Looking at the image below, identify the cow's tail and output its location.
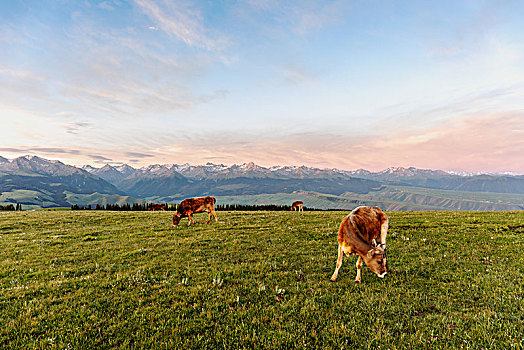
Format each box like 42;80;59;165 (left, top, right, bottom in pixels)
380;216;388;248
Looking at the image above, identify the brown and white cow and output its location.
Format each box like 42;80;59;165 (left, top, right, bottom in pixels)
330;206;388;283
148;203;166;211
172;196;218;227
290;201;304;212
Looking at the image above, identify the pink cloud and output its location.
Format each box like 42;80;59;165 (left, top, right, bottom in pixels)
151;112;523;173
367;112;523;173
4;112;522;174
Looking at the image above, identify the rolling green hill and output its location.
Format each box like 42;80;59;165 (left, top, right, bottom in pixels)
206;185;524;211
0;156;139;209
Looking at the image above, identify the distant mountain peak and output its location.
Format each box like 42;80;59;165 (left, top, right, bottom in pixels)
100;164;116;170
377;166;450;177
0;155;83;176
141;164;166;172
113;164;136;175
241;161;263;170
82;165;97;172
22;155;41;160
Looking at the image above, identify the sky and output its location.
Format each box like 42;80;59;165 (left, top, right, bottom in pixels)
1;0;523;173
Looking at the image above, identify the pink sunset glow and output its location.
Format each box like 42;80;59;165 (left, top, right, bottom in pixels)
1;1;523;173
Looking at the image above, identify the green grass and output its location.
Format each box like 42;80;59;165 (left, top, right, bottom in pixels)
1;210;523;349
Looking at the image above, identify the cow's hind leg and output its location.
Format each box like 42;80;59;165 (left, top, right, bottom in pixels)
330;245;344;282
355;256;363;283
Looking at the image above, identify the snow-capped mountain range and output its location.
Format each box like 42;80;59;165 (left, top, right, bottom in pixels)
1;155;522;183
1;155;523;210
81;161;461;181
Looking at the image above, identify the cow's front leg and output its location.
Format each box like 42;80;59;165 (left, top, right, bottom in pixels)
187;213;193;226
355;256;363;283
330;245;344;282
206;212;211;224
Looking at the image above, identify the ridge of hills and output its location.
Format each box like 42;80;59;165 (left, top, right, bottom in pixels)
1;155;523;210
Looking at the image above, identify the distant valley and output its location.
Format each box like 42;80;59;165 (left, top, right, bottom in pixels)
1;155;523;211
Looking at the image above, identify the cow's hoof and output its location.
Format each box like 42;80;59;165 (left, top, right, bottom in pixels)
355;280;362;284
329;278;336;282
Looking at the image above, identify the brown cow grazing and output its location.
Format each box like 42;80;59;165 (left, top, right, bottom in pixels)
172;196;218;227
330;206;388;283
291;201;304;212
148;203;166;211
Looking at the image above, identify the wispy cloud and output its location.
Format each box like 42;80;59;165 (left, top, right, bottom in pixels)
377;86;523;135
0;147;81;155
333;112;523;172
0;146;116;165
124;152;154;159
0;68;53;109
134;0;229;50
97;1;120;11
243;0;350;35
0;15;228;123
65;121;92;135
140;111;524;173
427;2;504;59
280;65;318;86
2;110;522;173
88;154;113;163
0;148;26;153
198;89;229;103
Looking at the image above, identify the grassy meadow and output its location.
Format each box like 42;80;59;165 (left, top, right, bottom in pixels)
1;210;523;349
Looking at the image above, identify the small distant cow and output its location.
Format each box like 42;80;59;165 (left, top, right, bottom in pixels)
290;201;304;212
148;203;166;211
330;206;388;283
172;196;218;227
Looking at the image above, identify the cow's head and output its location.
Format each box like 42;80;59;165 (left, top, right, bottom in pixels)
364;239;387;278
172;213;182;227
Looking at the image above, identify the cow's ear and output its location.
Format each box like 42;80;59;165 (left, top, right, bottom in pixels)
372;239;377;247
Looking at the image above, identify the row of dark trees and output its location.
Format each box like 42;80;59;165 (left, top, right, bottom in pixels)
1;201;316;212
0;203;23;211
71;203;176;211
215;204;311;211
71;203;313;211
